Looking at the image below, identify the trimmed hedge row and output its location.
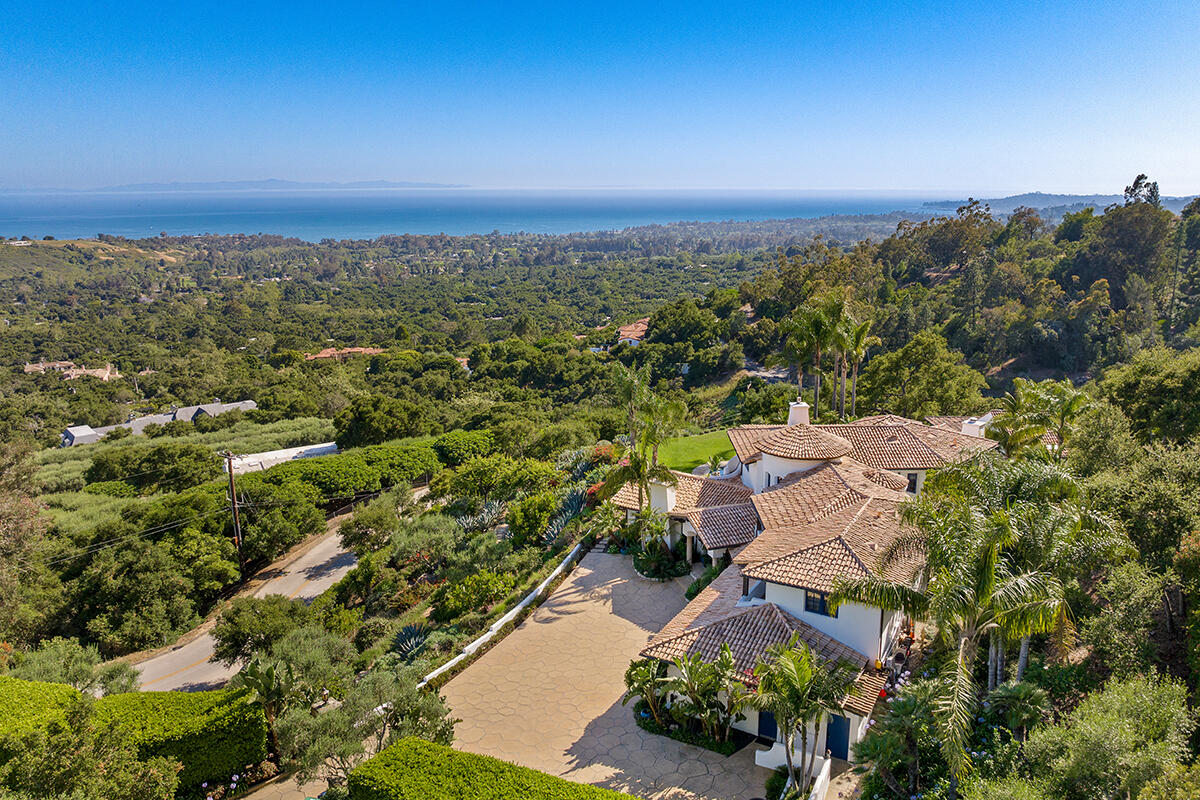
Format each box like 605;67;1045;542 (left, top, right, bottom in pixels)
93;688;269;796
348;738;635;800
263;442;442;500
0;676;79;739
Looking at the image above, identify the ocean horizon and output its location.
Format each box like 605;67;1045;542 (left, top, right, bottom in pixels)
0;189;938;242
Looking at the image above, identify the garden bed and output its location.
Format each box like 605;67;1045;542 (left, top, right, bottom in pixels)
630;700;744;756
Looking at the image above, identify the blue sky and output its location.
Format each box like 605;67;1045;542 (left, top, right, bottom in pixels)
1;0;1197;194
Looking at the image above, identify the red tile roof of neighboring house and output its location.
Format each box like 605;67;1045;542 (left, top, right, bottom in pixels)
616;317;651;342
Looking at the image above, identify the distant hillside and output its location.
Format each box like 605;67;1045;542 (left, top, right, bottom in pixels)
925;191;1198;215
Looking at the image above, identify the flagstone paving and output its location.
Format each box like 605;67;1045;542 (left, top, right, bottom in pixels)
440;550;774;799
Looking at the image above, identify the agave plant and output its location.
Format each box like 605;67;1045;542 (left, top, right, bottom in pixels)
392;622;430;663
455;499;505;533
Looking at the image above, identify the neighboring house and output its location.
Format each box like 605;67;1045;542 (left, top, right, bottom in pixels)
454;356;472;375
615;317;650;347
23;360;77;374
621;401;995;771
304;346;385;361
60;400;258;447
24;360;122;381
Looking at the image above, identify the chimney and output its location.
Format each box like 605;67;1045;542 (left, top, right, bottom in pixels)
788;400;810;426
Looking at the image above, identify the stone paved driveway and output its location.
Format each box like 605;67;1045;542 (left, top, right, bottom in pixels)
440;550;772;799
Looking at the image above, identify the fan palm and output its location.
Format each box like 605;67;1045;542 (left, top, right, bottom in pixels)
830;493;1069;781
750;635;859;796
985;680;1048;741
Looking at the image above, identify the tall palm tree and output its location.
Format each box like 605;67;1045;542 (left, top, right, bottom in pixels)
830;493;1069;782
751;635;859;796
638;393;687;466
776;310;816;399
611;362;651;443
927;455;1125;680
846;319;880;418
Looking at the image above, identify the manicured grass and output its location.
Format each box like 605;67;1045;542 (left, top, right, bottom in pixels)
657;430;734;472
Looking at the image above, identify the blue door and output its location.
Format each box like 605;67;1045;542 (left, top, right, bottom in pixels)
826;714;851;760
758;710;778;741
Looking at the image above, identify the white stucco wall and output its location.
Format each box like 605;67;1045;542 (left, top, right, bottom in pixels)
759;453;825;489
648;481;676;513
880;609;904;662
766;583;883;662
885;468;926;494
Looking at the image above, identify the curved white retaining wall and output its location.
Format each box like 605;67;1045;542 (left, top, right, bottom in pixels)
418;540;588;688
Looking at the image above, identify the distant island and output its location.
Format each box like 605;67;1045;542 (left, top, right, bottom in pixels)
0;178;468;194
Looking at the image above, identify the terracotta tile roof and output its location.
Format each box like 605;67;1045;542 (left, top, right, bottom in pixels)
727;424;785;464
640;601;871;688
672;471;754;511
685;503;759;551
902;423;1000;462
852;414;926;426
846;670;888;716
814;425;949;470
616;317;650;342
930;412;1060;448
609;471;752;514
758;425;854;460
750;460;909;533
740;498;915;591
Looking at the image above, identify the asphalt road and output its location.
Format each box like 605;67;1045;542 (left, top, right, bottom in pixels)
135;528;357;692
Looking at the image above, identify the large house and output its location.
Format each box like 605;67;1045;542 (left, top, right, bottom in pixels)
618;402;995;771
61;400;257;447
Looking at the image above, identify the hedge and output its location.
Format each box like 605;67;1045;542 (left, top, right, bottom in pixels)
432;430;495;467
361;443;443;487
264;453;382;499
0;676;79;741
93;688;268;797
348;738;635;800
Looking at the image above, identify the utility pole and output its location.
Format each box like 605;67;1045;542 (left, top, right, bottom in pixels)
221;451;243;575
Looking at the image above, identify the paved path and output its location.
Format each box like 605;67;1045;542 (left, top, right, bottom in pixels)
441;550;773;800
134;521;357;692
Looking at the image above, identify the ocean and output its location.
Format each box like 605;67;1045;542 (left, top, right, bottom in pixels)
0;189;935;242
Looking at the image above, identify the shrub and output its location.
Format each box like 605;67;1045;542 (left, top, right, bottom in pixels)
82;479;139;497
430;571;515;622
506;491;558;549
685;563;723;601
361;443;443;488
265;453;382;500
93;688;268;797
347;737;634;799
0;676;79;741
433;429;495;467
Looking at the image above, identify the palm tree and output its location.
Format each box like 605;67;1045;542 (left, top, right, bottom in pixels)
928;455;1125;680
622;658;669;727
804;295;845;422
985;681;1048;741
852;679;940;798
236;657;300;758
711;643;750;742
830;493;1069;782
596;440;676;511
846;319;880;418
986;378;1050;459
611;362;651;443
750;635;859;796
666;652;720;739
776;310;816;398
638;393;687;466
1038;380;1092;462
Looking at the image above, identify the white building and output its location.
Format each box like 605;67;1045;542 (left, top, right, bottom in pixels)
618;403;995;766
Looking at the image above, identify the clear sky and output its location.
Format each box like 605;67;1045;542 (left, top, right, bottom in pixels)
2;0;1197;194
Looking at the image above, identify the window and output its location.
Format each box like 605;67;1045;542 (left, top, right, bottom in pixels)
805;590;837;617
906;473;919;493
764;472;772;488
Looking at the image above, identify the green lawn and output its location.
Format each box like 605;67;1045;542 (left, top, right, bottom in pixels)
657;430;734;472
